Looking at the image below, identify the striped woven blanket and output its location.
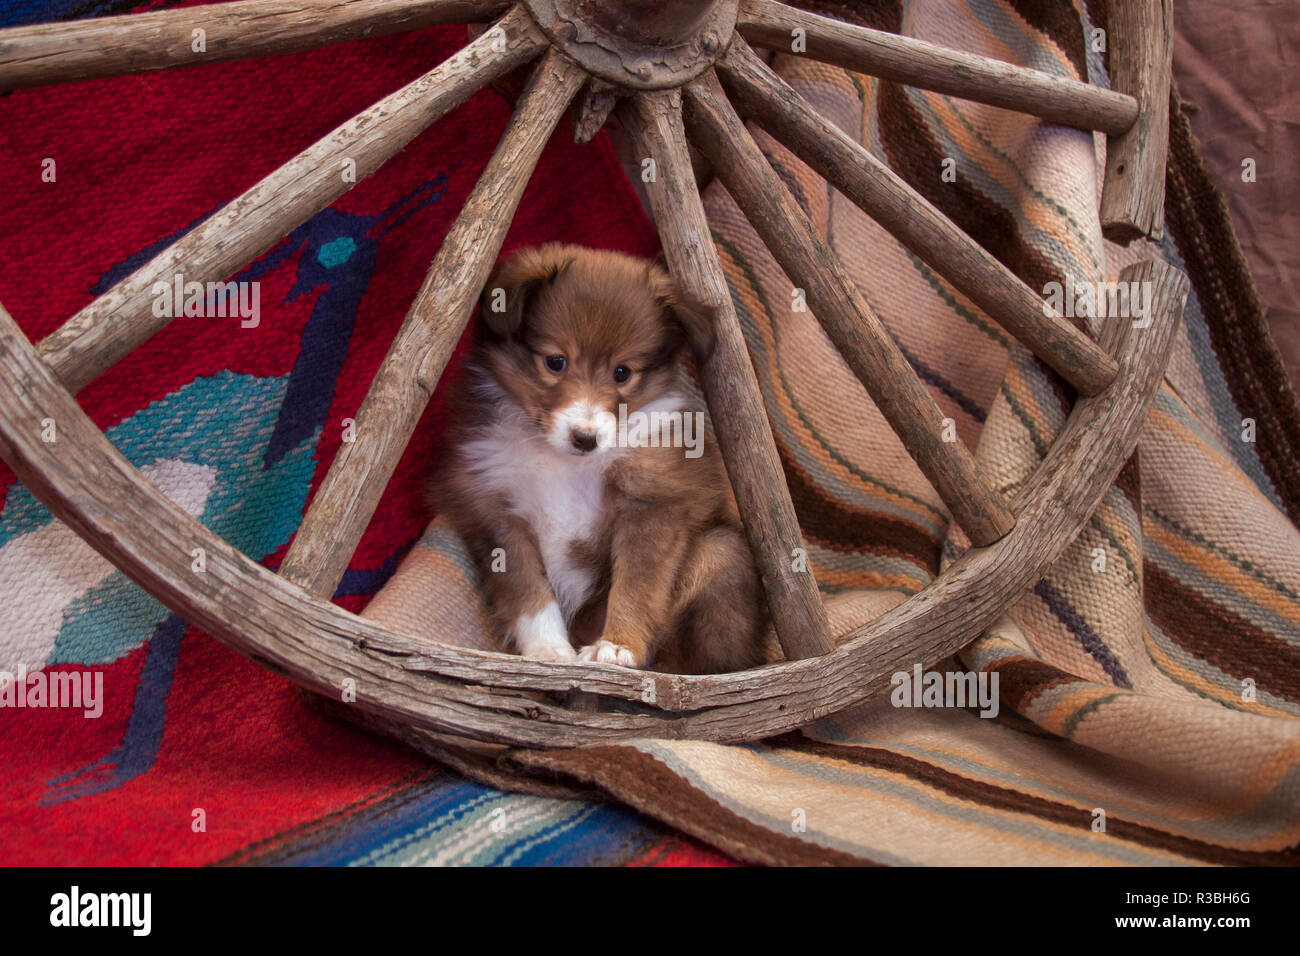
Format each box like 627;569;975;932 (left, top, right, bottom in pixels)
366;0;1300;865
1;0;1297;866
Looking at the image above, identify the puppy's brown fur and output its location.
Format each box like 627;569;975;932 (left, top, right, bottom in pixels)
434;243;767;673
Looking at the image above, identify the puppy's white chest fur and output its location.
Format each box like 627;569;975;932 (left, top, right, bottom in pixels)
461;405;613;619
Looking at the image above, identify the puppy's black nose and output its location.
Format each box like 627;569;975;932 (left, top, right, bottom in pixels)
571;429;598;453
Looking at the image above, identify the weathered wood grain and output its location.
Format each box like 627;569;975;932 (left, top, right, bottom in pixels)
618;89;834;661
523;0;738;91
1099;0;1172;243
37;7;546;394
716;39;1119;398
0;0;511;91
682;70;1016;546
0;258;1184;746
0;0;1185;749
277;48;585;599
736;0;1138;135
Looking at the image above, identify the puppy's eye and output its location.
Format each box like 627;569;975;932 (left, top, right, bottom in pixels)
613;365;632;384
545;355;567;373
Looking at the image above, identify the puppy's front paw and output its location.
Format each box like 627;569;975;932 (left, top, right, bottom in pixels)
577;640;640;668
513;602;576;662
520;641;577;662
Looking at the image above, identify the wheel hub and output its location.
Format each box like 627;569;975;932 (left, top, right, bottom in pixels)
523;0;739;90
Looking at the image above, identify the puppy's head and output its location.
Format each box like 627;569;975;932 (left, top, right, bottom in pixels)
477;243;714;457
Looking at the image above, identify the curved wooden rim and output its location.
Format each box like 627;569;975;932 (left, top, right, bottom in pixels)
0;0;1180;750
0;261;1185;747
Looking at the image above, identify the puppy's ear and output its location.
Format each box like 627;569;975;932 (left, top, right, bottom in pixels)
647;258;717;361
480;247;571;338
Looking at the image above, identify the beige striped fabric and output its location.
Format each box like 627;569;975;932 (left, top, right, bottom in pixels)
365;0;1300;864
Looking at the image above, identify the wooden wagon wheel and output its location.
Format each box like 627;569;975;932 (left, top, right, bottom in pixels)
0;0;1188;749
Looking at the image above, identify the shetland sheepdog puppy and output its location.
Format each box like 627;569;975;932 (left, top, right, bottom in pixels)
435;243;767;673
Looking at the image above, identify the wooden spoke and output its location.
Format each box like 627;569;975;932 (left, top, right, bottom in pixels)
716;39;1119;397
278;48;586;599
736;0;1138;135
682;72;1016;546
0;0;512;91
36;7;545;394
618;90;834;662
1099;0;1172;244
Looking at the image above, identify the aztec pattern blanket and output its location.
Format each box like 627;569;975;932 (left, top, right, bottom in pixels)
2;0;1298;866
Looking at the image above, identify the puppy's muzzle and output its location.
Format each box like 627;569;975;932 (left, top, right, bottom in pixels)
570;428;598;454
